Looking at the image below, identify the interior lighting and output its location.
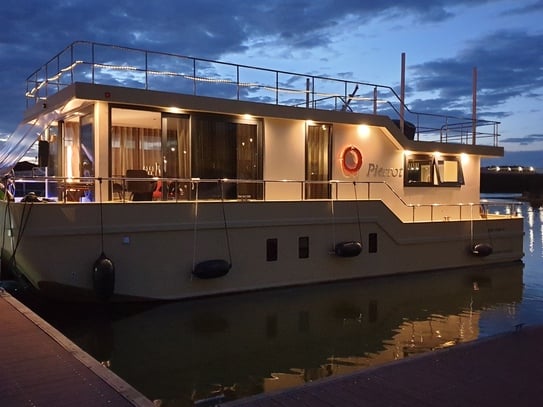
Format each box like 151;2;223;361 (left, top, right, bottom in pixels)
460;153;469;164
404;150;412;157
433;151;442;159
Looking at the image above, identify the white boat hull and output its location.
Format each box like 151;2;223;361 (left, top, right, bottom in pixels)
0;200;524;301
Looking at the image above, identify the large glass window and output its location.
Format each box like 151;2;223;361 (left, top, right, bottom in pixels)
80;114;94;178
191;115;262;199
405;154;464;187
110;109;263;200
111;108;162;177
160;115;190;199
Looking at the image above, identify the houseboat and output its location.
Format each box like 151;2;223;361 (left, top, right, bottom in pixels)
0;41;523;301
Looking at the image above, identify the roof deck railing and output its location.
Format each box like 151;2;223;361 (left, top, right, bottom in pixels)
25;41;500;146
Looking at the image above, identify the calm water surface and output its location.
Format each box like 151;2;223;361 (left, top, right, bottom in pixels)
16;203;543;406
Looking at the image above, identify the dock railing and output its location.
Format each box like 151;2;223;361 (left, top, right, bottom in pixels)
25;41;500;146
8;175;521;223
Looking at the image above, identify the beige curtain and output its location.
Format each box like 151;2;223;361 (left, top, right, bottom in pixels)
111;126;161;175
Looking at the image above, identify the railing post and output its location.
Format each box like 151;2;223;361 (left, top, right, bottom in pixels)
373;86;377;114
55;53;60;94
91;43;95;84
145;51;148;90
276;71;279;105
472;66;477;145
193;58;196;95
70;43;74;86
306;78;310;108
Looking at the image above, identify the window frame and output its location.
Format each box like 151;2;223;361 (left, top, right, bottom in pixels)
404;154;464;187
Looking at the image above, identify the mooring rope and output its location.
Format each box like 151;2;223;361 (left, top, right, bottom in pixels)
353;181;363;243
219;180;233;266
98;178;105;252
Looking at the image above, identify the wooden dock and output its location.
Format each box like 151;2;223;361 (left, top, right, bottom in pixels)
224;324;543;406
0;288;153;407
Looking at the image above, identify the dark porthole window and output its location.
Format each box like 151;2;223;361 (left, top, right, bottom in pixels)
299;236;309;258
267;238;278;261
368;233;378;253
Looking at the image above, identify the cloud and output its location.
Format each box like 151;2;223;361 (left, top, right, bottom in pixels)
0;0;539;140
410;30;543;114
501;134;543;146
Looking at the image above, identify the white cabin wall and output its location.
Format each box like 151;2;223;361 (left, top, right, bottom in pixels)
330;123;484;221
332;125;405;199
264;118;305;200
401;154;482;221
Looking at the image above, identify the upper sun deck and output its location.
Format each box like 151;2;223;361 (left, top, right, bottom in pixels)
25;41;500;148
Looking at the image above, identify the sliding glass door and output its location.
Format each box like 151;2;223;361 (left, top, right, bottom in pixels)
306;123;331;199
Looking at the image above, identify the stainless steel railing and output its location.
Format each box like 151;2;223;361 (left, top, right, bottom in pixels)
9;175;522;223
24;41;500;146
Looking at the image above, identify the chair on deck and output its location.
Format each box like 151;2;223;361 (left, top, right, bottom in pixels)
125;169;154;201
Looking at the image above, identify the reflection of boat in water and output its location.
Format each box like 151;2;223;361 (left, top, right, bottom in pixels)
38;262;522;405
0;41;523;302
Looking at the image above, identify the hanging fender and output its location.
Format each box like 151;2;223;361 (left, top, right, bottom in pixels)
334;241;362;257
193;259;231;279
471;243;493;257
93;252;115;300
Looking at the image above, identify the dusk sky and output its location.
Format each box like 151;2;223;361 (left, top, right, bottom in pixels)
1;0;542;166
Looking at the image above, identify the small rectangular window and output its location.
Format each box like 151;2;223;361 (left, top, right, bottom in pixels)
436;157;464;185
405;156;434;185
368;233;378;253
405;154;464;187
298;236;309;258
266;238;278;261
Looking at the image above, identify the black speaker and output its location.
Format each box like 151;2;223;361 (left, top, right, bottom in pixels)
38;140;49;167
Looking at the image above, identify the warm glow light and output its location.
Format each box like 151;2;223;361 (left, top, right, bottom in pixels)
166;107;185;114
357;124;370;138
404;150;412;157
243;114;252;120
433;151;442;159
460;153;469;164
306;120;315;126
66;145;73;180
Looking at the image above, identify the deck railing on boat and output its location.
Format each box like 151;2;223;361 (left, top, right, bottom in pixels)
25;41;500;147
10;175;521;223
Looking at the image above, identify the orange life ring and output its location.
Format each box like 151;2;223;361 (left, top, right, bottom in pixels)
341;146;363;174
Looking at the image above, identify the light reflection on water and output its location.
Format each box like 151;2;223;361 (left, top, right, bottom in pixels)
18;203;543;406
